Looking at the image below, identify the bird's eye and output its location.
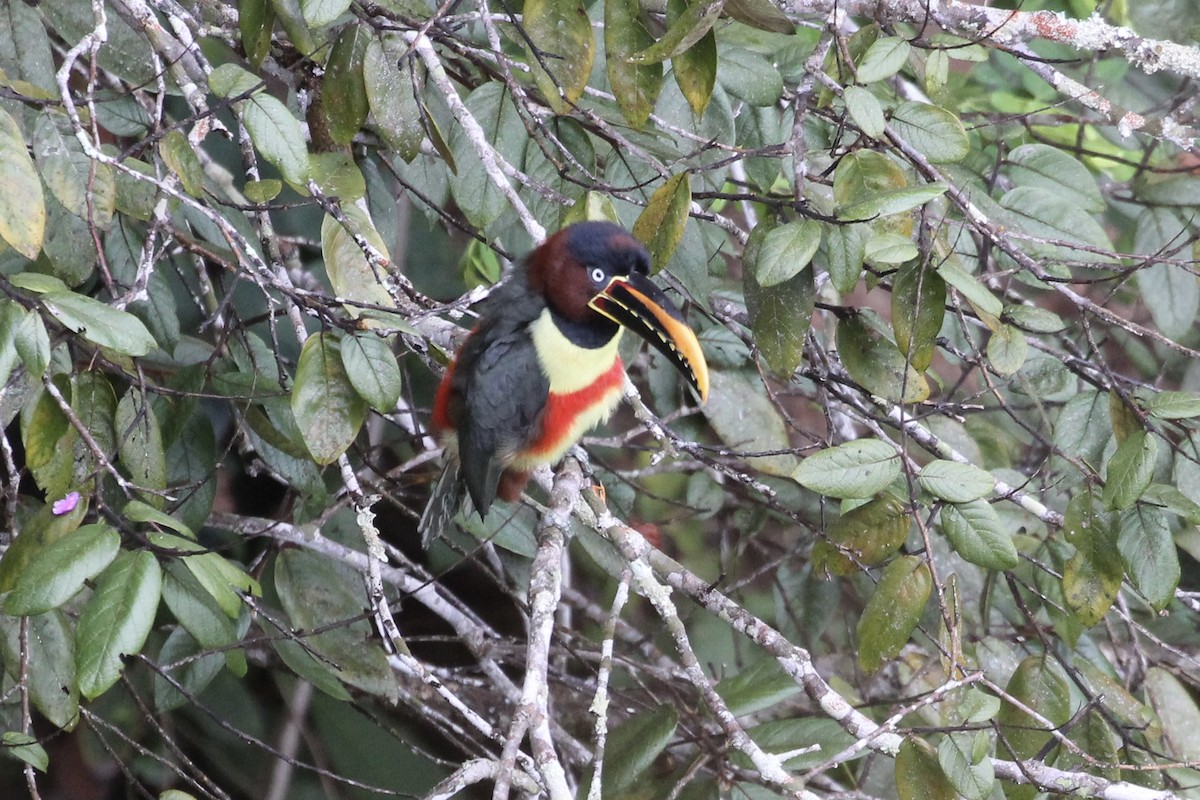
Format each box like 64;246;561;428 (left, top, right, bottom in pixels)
590;267;606;284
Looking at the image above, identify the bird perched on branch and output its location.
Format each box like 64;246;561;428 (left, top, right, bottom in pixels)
419;221;709;545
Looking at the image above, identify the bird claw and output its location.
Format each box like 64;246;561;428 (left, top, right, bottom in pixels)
589;482;607;505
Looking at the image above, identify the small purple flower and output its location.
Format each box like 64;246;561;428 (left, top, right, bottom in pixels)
52;492;81;516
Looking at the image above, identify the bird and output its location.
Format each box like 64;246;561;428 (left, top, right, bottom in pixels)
419;221;710;546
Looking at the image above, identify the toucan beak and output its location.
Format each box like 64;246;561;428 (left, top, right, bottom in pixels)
590;272;709;403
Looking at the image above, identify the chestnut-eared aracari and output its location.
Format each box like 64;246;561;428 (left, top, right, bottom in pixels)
419;221;709;545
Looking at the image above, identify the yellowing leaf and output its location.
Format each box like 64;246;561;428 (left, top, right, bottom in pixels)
838;311;929;403
524;0;595;112
322;23;370;145
0;107;45;259
858;555;931;672
605;0;662;127
633;172;691;272
813;494;909;576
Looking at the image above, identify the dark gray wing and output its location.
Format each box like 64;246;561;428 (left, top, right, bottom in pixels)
455;328;549;517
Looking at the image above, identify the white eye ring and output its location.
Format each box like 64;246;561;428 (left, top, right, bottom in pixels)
590;267;606;284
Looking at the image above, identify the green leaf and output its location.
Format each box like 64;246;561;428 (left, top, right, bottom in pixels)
1144;390;1200;419
629;0;725;64
1133;207;1199;340
14;303;51;381
292;333;367;464
1117;506;1179;611
855;36;911;83
917;460;995;503
1062;491;1122;627
716;658;802;717
300;0;351;26
997;656;1072;761
838;311;929;403
986;324;1027;375
160;563;241;656
889;101;969;163
924;48;949;95
125;499;194;537
32;112;115;229
743;718;856;770
116;390;167;504
2;732;48;772
208;63;260;98
363;35;423;160
310;151;365;200
605;0;662;127
0;0;56;94
1054;390;1110;468
937;732;995;800
161;789;200;799
159;130;205;198
448;83;526;229
239;0;275;67
320;205;407;330
1144;667;1200;763
41;192;98;286
937;261;1002;325
896;737;956;800
723;0;793;33
340;333;402;412
41;290;157;356
0;610;79;729
21;380;72;498
275;548;398;700
833;150;906;208
863;232;918;264
999;186;1116;265
243;93;311;185
0;106;46;259
745;250;814;376
812;494;909;576
524;0;595;112
754;220;821;287
858;555;931;673
322;23;370;145
244;179;282;203
76;550;163;700
10;273;69;294
843;85;885;138
1103;428;1157;510
702;371;799;476
153;626;224;713
717;45;783;107
891;260;945;372
632;172;691;273
0;304;20;389
0;497;86;594
601;705;678;796
824;223;867;294
1007;143;1104;213
1003;304;1065;334
162;535;260;619
792;439;900;499
3;523;120;616
939;499;1018;570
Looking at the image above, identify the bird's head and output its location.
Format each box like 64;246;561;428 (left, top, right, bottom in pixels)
527;221;709;402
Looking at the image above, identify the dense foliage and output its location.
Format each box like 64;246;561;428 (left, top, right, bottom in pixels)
1;0;1200;797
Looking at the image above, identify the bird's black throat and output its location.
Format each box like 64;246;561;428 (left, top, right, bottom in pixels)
548;307;621;349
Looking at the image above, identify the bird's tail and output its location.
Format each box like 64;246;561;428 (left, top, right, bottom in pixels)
419;461;464;548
